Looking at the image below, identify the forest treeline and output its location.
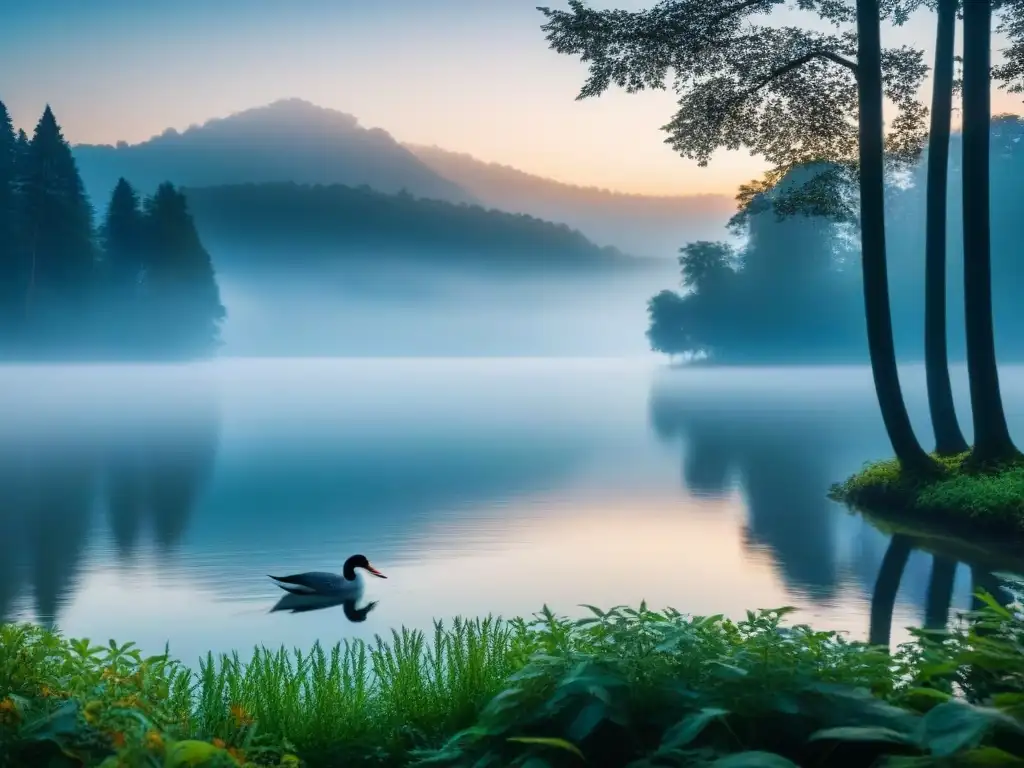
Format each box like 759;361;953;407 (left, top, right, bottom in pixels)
181;182;638;272
647;115;1024;363
0;101;224;360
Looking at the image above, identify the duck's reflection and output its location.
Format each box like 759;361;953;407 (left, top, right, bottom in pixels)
269;593;379;621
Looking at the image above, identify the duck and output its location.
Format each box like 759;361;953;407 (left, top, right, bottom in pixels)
268;554;386;596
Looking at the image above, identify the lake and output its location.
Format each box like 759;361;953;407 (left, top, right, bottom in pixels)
1;358;1022;667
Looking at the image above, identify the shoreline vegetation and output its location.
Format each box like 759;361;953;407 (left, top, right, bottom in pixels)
830;451;1024;538
4;596;1024;768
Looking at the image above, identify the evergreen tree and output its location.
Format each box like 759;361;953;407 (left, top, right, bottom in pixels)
141;183;225;357
20;106;95;349
100;178;145;352
14;129;29;179
0;101;20;344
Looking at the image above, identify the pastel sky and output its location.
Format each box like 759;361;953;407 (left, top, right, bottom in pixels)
2;0;1022;196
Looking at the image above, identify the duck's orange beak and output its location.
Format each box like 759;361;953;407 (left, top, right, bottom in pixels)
367;564;387;579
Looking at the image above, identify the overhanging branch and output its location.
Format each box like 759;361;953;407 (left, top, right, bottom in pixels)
704;49;859;139
709;0;778;26
750;50;859;94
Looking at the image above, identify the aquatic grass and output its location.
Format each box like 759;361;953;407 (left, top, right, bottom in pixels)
830;451;1024;535
0;615;535;767
4;590;1024;766
185;617;534;764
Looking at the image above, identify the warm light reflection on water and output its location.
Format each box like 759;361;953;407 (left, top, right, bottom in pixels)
0;359;1021;665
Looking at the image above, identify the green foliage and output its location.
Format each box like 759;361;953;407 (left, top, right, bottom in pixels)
537;0;930;222
830;451;1024;534
0;616;531;767
4;591;1024;767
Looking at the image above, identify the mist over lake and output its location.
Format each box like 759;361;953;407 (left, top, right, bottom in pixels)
3;358;1022;667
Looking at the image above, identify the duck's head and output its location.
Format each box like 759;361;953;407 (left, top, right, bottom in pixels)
343;554;387;580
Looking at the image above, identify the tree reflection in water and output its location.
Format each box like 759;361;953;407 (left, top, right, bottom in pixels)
0;381;220;625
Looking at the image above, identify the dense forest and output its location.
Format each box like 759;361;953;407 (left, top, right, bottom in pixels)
647;115;1024;363
0;101;224;360
181;182;642;273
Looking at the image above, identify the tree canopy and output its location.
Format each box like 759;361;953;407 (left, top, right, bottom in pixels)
539;0;930;216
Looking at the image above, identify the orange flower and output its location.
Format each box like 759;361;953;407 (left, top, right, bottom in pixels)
110;731;127;749
212;738;226;749
228;703;253;727
0;697;20;725
143;729;165;752
39;686;52;698
228;746;247;763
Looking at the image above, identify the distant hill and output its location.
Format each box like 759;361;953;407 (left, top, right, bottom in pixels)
404;144;736;258
182;182;653;274
73;99;472;205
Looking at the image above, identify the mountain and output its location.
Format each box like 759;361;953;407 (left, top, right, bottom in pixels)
181;182;652;275
404;144;736;258
73;99;472;205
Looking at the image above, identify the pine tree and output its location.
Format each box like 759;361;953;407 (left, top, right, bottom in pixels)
20;106;95;349
100;178;145;353
0;101;20;344
14;129;29;178
141;182;225;357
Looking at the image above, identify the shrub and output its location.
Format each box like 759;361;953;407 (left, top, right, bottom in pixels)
2;586;1023;767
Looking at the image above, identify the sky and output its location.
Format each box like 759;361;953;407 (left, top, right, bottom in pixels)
2;0;1023;196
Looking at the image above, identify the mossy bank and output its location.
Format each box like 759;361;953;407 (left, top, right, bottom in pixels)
830;450;1024;537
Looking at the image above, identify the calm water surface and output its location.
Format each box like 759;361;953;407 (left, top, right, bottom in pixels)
1;358;1023;665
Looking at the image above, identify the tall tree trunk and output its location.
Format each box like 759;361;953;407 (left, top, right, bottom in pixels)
925;0;969;456
962;0;1018;462
856;0;936;473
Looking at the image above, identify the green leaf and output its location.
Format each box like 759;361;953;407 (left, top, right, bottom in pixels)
809;726;921;748
507;737;585;760
972;590;1013;619
922;702;1024;757
660;707;730;750
954;747;1024;765
710;752;801;767
706;661;749;678
20;700;80;740
993;693;1024;716
568;701;606;742
902;687;953;703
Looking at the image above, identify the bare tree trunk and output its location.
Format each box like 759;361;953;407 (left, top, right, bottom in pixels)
856;0;937;473
924;0;969;456
962;0;1018;462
